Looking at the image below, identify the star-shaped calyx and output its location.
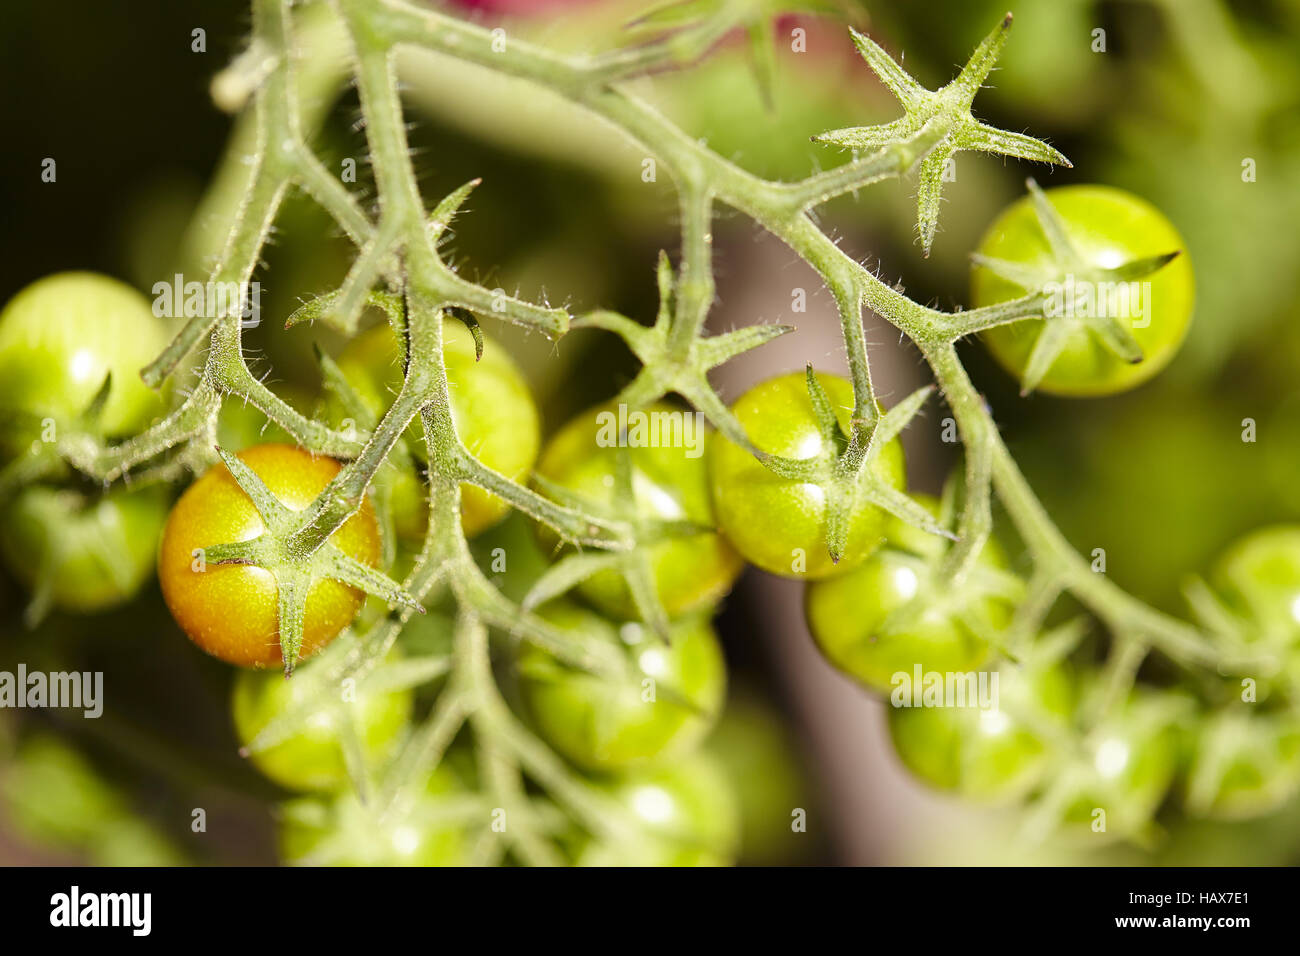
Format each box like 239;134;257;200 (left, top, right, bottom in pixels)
523;445;711;641
759;367;954;563
971;178;1182;395
202;447;422;674
573;250;792;453
814;14;1071;255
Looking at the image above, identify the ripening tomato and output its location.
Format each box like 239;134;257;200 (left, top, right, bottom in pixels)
232;661;413;791
0;273;170;454
328;318;539;537
888;660;1073;802
534;401;742;619
805;496;1014;694
0;484;169;616
575;752;741;867
278;767;466;866
158;444;381;669
708;372;906;579
517;601;726;771
973;185;1194;396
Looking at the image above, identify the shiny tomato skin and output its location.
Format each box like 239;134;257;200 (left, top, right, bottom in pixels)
0;273;170;450
535;400;743;619
805;499;1013;695
888;661;1073;802
158;444;381;669
708;372;906;579
973;186;1194;396
518;602;726;771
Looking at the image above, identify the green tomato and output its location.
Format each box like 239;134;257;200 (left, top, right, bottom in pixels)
278;767;466;866
973;186;1194;396
709;372;906;579
1212;525;1300;647
232;661;413;792
535;400;742;619
888;660;1073;802
1055;689;1185;842
328;317;539;537
1185;709;1300;821
0;273;170;451
576;752;741;867
805;496;1013;694
517;602;726;771
0;484;169;616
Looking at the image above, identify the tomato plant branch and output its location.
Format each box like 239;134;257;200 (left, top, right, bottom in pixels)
49;0;1259;855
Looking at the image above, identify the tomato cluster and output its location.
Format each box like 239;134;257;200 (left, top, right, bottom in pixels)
4;179;1291;867
0;274;173;621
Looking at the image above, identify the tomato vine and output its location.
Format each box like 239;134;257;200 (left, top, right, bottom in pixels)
3;0;1273;859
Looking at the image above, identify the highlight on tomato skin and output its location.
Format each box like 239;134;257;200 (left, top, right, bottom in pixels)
516;601;727;772
156;444;382;670
972;184;1195;397
708;371;906;581
533;399;743;619
0;272;171;455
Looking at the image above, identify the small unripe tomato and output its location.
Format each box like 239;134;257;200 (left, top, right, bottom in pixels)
575;752;741;867
327;318;539;537
888;660;1073;802
805;498;1013;694
1184;709;1300;821
517;602;726;771
231;663;413;792
708;371;906;579
278;767;466;866
0;273;170;453
0;484;169;615
158;444;381;669
1212;525;1300;647
973;186;1194;396
1054;688;1184;842
534;400;742;619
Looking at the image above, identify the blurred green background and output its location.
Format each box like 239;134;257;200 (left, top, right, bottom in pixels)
2;0;1299;865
